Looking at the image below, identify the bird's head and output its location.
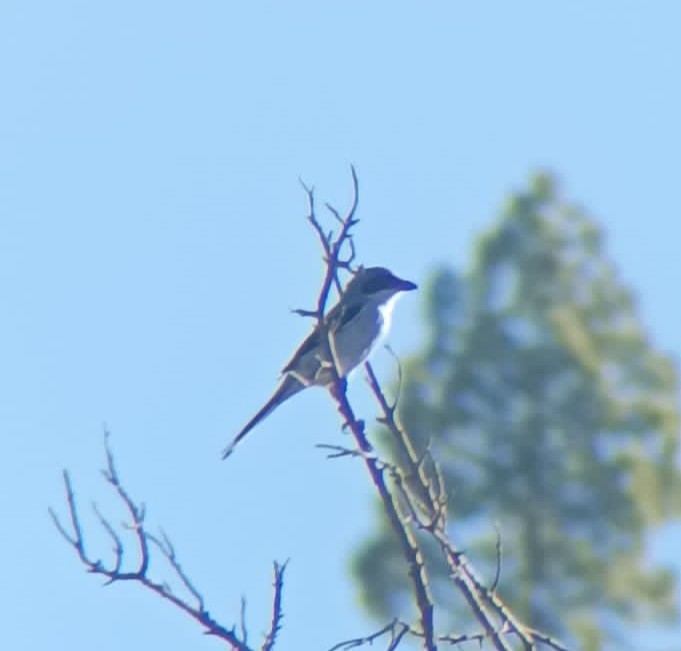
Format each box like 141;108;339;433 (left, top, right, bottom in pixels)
345;266;418;304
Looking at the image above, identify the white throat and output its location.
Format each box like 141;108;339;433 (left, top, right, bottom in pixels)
377;292;403;341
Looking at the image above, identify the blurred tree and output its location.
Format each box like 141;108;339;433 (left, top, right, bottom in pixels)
353;173;680;650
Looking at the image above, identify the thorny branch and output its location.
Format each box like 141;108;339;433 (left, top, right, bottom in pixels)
49;433;286;651
329;619;570;651
304;170;569;651
299;164;359;314
362;362;569;651
51;169;571;651
302;168;437;651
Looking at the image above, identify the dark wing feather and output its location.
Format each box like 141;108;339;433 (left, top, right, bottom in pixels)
281;301;362;373
281;327;320;373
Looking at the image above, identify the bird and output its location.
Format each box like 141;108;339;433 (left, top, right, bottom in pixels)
221;266;417;458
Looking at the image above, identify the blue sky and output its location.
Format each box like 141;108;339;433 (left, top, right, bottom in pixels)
1;2;679;650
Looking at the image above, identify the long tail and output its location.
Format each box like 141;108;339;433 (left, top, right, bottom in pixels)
221;374;304;459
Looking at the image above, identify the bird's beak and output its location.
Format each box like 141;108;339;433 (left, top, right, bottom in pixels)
395;277;418;292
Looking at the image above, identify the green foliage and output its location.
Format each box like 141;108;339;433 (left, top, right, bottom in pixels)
352;173;680;648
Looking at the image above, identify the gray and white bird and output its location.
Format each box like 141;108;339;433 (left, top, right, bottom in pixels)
222;266;417;458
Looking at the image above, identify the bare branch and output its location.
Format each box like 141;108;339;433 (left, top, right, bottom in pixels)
92;502;124;577
146;528;205;611
300;165;360;318
432;624;570;651
290;307;318;318
491;523;502;593
239;597;248;647
523;628;571;651
303;171;437;651
382;344;404;414
328;620;410;651
49;435;289;651
262;560;288;651
363;358;552;651
51;170;571;651
315;443;366;459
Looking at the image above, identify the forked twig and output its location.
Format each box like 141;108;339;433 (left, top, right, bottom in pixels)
304;169;438;651
328;620;410;651
50;434;286;651
50;170;572;651
364;361;569;651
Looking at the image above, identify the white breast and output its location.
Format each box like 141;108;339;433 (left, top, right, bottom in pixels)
329;293;402;376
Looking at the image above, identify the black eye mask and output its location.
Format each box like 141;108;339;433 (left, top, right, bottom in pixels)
361;269;395;294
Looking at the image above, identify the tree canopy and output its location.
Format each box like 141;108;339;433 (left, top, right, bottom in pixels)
353;173;680;650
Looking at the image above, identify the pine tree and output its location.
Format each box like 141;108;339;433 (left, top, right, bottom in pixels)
353;173;680;650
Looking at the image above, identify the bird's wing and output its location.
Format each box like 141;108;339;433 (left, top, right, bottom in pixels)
281;301;362;373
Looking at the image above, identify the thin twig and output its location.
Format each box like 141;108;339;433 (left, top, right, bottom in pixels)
262;560;288;651
365;362;519;651
304;169;437;651
491;523;502;593
328;620;410;651
240;597;248;646
49;436;288;651
315;443;365;459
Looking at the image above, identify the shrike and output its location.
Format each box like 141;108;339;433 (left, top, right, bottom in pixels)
222;266;417;458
